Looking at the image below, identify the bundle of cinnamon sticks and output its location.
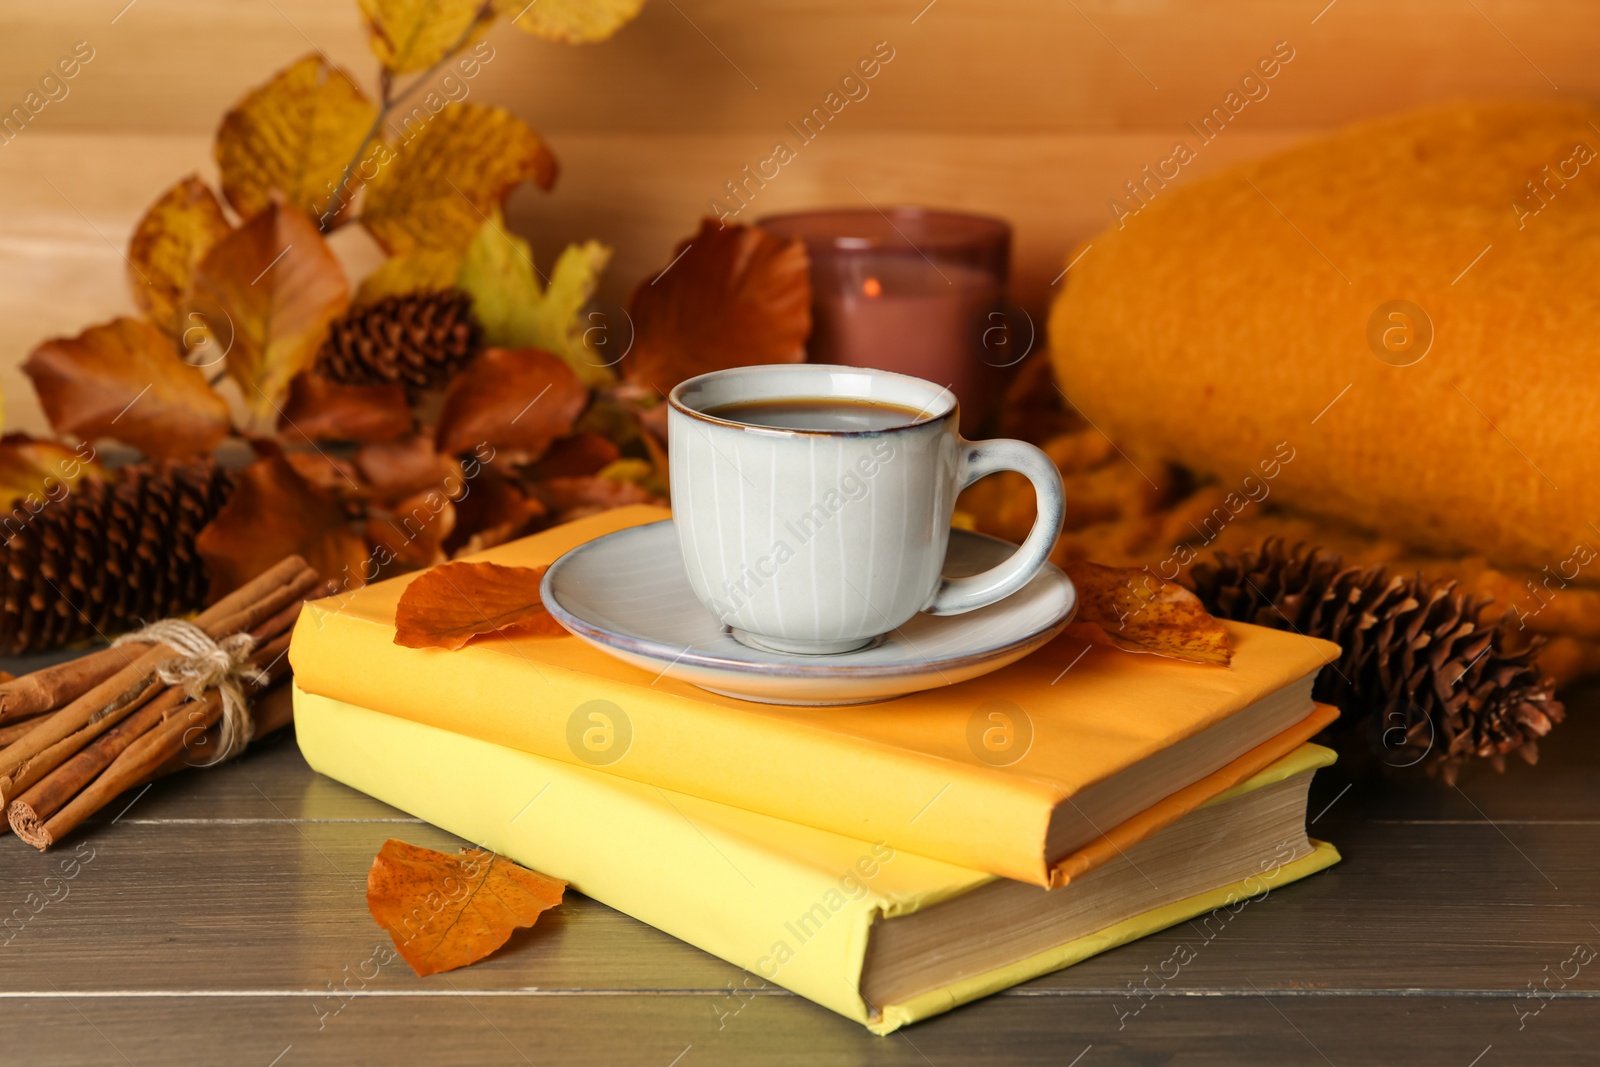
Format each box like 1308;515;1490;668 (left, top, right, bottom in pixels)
0;555;323;850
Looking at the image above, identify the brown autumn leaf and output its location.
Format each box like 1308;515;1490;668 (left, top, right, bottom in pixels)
127;175;233;338
525;431;620;480
631;392;670;442
1065;560;1233;666
367;839;566;977
637;416;670;493
435;347;587;457
366;490;457;569
393;560;567;649
284;450;363;496
0;435;106;512
194;201;350;421
626;218;810;398
444;466;545;556
278;372;413;444
356;434;461;501
534;468;655;522
215;53;380;225
362;103;557;255
195;452;369;599
23;317;231;460
500;0;646;43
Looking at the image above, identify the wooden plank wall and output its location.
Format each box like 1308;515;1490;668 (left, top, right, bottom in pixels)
0;0;1593;432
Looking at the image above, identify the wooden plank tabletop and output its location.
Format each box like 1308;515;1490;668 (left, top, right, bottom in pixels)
0;677;1596;1066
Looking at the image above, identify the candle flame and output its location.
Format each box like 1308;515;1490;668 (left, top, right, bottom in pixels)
861;276;882;298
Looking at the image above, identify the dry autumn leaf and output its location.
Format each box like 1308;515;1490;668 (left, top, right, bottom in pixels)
626;219;810;398
630;391;670;442
366;489;457;568
534;466;656;522
445;466;545;556
356;433;461;500
23;317;232;460
362;104;557;255
393;560;567;649
456;218;613;387
0;435;106;512
215;53;380;225
526;431;620;479
278;372;413;444
360;0;486;74
126;175;233;338
571;388;651;458
196;452;369;598
194;201;350;421
285;450;363;495
501;0;647;43
642;434;671;497
367;839;566;977
355;246;462;304
1065;560;1233;666
435;347;587;457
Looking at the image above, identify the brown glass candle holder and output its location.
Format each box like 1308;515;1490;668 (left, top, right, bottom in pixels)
758;207;1012;434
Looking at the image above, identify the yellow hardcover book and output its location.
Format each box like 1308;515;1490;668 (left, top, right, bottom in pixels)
294;685;1341;1034
290;505;1340;886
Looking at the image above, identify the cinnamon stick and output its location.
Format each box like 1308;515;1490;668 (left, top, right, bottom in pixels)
0;579;320;812
139;627;296;771
202;566;326;647
7;687;188;828
7;605;305;835
0;709;57;748
9;692;224;849
0;681;168;807
0;645;145;722
0;556;312;801
148;681;296;781
17;631;295;850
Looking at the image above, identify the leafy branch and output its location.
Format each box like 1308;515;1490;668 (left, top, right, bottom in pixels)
322;0;498;233
9;0;656;598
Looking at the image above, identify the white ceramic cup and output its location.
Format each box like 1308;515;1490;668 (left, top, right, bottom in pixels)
668;364;1065;655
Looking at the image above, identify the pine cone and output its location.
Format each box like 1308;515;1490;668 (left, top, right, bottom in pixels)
317;291;480;393
0;461;233;655
1189;539;1564;780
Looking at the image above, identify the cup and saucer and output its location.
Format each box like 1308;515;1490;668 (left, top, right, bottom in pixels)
540;364;1077;706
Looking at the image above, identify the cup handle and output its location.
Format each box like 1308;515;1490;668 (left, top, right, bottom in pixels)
926;438;1065;616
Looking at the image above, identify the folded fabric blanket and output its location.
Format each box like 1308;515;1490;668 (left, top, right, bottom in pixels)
1050;100;1600;579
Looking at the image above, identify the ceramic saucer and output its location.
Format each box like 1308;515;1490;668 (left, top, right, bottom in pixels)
540;520;1076;705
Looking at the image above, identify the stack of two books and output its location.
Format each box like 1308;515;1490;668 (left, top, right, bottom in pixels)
288;507;1342;1034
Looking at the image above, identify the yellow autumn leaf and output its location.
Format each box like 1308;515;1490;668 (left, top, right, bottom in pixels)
127;176;233;338
361;103;557;255
193;202;350;421
215;53;379;226
0;437;106;513
456;217;613;386
355;247;463;303
501;0;647;43
597;456;663;497
360;0;486;74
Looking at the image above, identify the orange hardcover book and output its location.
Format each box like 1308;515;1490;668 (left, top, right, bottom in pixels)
289;505;1339;886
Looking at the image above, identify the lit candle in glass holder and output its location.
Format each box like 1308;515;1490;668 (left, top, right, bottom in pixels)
758;208;1011;434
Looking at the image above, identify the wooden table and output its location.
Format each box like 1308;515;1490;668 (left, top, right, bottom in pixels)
1;679;1596;1066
